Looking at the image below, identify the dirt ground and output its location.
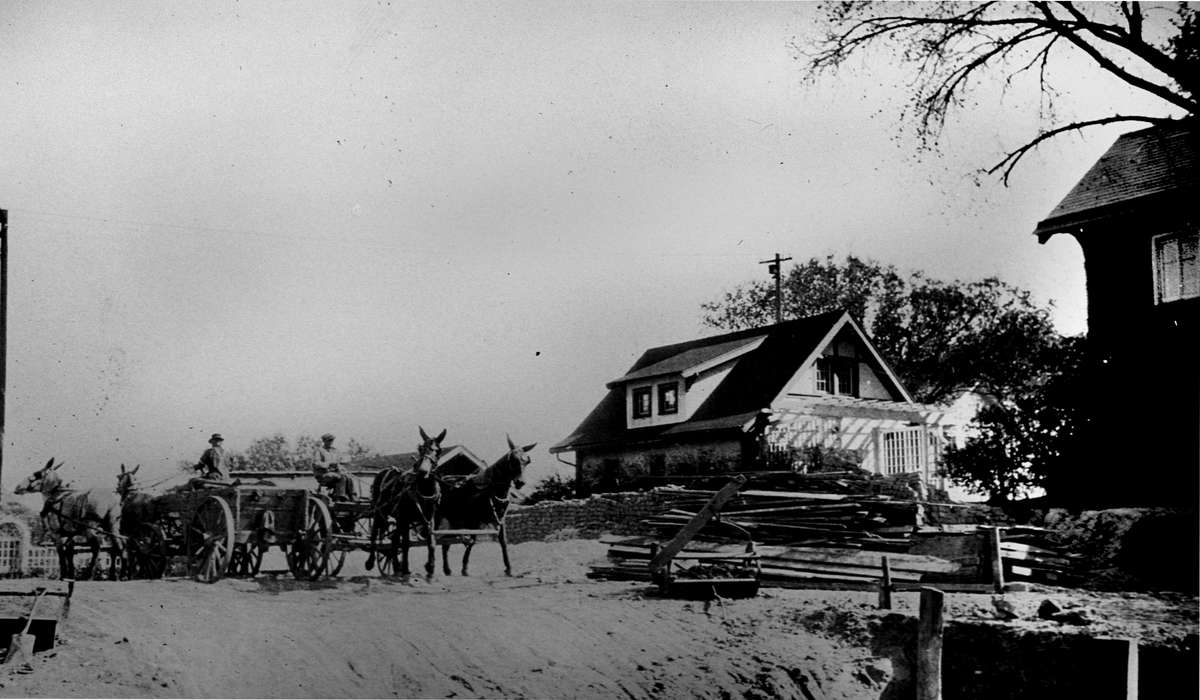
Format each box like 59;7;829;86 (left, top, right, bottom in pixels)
0;539;1194;699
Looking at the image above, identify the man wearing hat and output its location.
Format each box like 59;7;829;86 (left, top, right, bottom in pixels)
195;433;230;481
312;433;355;501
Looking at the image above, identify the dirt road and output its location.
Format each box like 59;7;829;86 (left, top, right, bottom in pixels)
0;540;1193;698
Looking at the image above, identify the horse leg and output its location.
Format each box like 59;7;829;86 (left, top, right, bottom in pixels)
499;523;513;577
365;514;379;571
86;535;101;580
424;520;436;579
56;538;73;580
441;540;453;576
460;536;475;577
398;516;411;576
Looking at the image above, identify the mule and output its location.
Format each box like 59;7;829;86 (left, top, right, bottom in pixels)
437;435;535;577
365;427;446;577
15;458;124;580
115;464;166;578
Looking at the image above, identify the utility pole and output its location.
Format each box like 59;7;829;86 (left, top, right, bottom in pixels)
0;208;7;492
759;252;791;323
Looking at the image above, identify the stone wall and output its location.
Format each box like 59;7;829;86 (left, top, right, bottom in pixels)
504;492;669;543
577;439;745;491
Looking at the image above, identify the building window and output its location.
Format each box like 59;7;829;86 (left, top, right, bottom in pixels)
632;387;652;419
882;428;923;475
1155;230;1199;303
816;356;859;396
658;383;678;415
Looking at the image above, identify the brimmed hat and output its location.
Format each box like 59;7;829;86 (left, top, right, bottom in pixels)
321;433;335;441
209;433;224;442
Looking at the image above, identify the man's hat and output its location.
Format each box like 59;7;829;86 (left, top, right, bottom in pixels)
321;433;335;441
209;433;224;442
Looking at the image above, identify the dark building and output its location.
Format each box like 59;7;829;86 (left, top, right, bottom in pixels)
1034;122;1199;505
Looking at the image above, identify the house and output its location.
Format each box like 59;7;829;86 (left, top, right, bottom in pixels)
1033;121;1198;505
550;310;957;492
229;444;489;488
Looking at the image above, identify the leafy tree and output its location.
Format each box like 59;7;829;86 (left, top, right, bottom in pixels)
940;336;1087;502
521;473;578;506
701;255;1060;403
797;2;1199;182
232;434;376;472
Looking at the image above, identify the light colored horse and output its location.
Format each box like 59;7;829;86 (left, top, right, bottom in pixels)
14;458;124;580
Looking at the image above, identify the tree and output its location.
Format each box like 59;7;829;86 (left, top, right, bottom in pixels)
234;434;376;472
701;255;1061;404
940;336;1087;502
798;2;1199;182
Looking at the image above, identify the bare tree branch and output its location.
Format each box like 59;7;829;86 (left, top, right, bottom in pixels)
985;114;1174;184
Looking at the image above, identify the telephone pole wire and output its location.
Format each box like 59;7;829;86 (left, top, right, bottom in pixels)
759;252;792;323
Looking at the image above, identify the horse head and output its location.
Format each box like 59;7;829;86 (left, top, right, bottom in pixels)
14;458;64;496
116;463;141;500
415;426;447;478
501;434;537;491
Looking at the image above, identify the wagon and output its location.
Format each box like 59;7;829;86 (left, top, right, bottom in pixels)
124;482;333;583
323;497;427;577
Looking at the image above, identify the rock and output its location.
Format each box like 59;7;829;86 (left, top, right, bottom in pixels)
1051;609;1093;625
991;596;1019;621
1037;599;1062;620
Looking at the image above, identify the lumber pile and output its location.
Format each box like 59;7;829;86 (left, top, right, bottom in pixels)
998;526;1084;586
587;476;1084;589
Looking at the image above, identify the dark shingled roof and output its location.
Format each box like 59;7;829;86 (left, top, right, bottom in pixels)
1034;122;1199;241
551;310;855;453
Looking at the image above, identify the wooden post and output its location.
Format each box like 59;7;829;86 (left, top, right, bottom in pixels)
990;526;1005;593
878;555;893;609
917;586;945;700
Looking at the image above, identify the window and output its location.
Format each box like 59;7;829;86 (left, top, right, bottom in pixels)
882;428;923;475
816;356;859;396
632;387;652;419
657;383;678;415
1156;230;1199;303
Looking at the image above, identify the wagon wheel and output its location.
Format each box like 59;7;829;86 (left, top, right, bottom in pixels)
286;497;332;581
187;495;236;583
229;537;265;577
328;508;375;577
128;523;168;579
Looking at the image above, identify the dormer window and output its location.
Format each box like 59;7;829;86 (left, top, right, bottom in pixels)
1155;229;1199;304
632;387;652;419
658;383;678;415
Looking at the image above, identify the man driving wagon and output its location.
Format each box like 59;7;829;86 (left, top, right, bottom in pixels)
312;433;357;502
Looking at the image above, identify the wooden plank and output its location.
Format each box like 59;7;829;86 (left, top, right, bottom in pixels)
648;476;747;576
917;587;945;700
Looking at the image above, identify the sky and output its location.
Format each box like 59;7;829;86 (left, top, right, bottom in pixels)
0;1;1184;496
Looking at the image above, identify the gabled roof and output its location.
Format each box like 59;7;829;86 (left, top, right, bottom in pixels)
1034;121;1199;242
351;445;486;474
607;334;766;387
550;310;911;454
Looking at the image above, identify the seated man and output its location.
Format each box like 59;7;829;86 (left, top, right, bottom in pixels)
312;433;356;501
191;433;232;486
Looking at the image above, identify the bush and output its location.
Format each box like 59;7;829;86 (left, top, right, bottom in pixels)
522;474;577;506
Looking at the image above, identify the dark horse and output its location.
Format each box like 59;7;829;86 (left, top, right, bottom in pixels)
437;435;535;577
365;427;446;577
15;458;124;580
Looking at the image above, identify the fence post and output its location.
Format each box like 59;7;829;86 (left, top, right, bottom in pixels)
990;526;1005;593
917;586;945;700
878;555;893;610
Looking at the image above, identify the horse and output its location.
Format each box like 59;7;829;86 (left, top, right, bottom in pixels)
115;464;165;578
14;458;124;580
364;427;446;578
437;435;535;577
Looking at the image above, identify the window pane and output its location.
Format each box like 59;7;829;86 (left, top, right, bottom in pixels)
658;383;678;415
633;387;652;418
1182;235;1199;298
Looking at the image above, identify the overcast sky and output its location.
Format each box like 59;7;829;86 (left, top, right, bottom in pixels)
0;2;1180;494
